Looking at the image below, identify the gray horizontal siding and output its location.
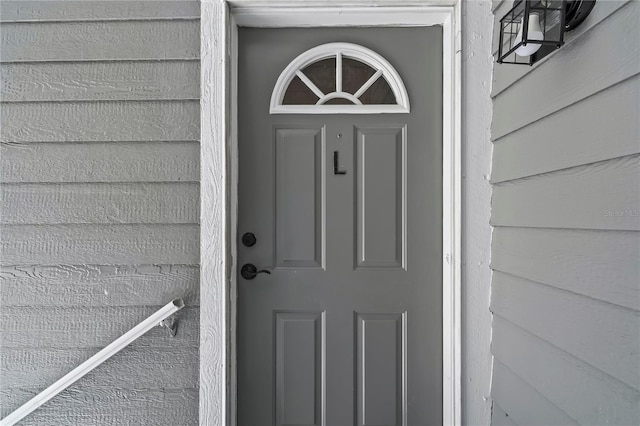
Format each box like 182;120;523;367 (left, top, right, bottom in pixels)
0;20;199;62
1;306;200;422
491;227;640;311
1;183;199;224
0;1;200;424
491;76;640;183
2;346;198;391
491;403;518;426
492;272;640;390
490;2;640;425
491;155;640;231
0;264;200;307
1;61;200;102
0;100;199;142
2;388;199;426
0;1;200;22
2;224;199;265
492;360;579;426
492;318;640;425
1;306;199;349
1;141;199;183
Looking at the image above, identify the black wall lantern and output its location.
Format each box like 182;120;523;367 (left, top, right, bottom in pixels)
497;0;596;65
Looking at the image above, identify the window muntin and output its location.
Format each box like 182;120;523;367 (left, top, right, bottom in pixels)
271;43;410;114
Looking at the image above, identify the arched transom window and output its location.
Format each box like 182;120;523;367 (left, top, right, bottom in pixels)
270;43;410;114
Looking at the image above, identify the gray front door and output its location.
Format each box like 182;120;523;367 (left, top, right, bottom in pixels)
238;27;443;426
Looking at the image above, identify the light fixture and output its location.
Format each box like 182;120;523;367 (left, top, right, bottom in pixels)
497;0;596;66
513;13;544;57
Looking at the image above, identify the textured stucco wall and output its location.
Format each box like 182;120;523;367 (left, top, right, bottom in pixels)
461;1;494;424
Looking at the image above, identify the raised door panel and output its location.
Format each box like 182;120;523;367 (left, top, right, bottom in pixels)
355;312;407;426
355;126;407;269
275;127;326;269
275;311;326;426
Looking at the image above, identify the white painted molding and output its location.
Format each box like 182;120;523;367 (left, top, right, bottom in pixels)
200;2;229;426
200;2;461;425
233;6;454;27
443;3;462;425
1;299;185;426
270;42;411;114
271;104;411;114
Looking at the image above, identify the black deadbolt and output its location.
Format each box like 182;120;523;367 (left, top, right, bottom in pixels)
242;232;257;247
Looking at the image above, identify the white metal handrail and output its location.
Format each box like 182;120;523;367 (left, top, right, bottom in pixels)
1;298;185;426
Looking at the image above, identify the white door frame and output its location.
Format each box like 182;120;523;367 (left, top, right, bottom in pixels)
200;1;462;424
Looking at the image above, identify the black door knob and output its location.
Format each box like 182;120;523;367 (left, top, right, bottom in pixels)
241;263;271;280
242;232;257;247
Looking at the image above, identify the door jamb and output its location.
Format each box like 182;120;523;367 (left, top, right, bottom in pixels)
200;2;462;424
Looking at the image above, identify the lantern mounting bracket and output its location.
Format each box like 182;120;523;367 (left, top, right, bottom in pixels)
564;0;596;31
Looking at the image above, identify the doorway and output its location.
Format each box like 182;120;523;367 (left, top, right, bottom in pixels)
237;27;442;425
198;5;461;425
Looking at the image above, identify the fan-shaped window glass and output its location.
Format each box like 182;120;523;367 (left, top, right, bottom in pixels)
282;75;320;105
271;43;410;114
358;75;396;105
342;57;377;95
302;58;337;95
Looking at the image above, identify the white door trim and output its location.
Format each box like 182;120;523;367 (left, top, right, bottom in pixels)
200;2;462;424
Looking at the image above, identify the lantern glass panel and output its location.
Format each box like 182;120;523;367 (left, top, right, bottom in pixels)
498;0;566;65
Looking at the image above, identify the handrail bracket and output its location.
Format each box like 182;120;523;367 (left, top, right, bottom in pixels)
160;316;179;337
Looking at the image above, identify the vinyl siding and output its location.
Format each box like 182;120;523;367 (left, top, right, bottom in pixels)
490;1;640;425
0;2;200;425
